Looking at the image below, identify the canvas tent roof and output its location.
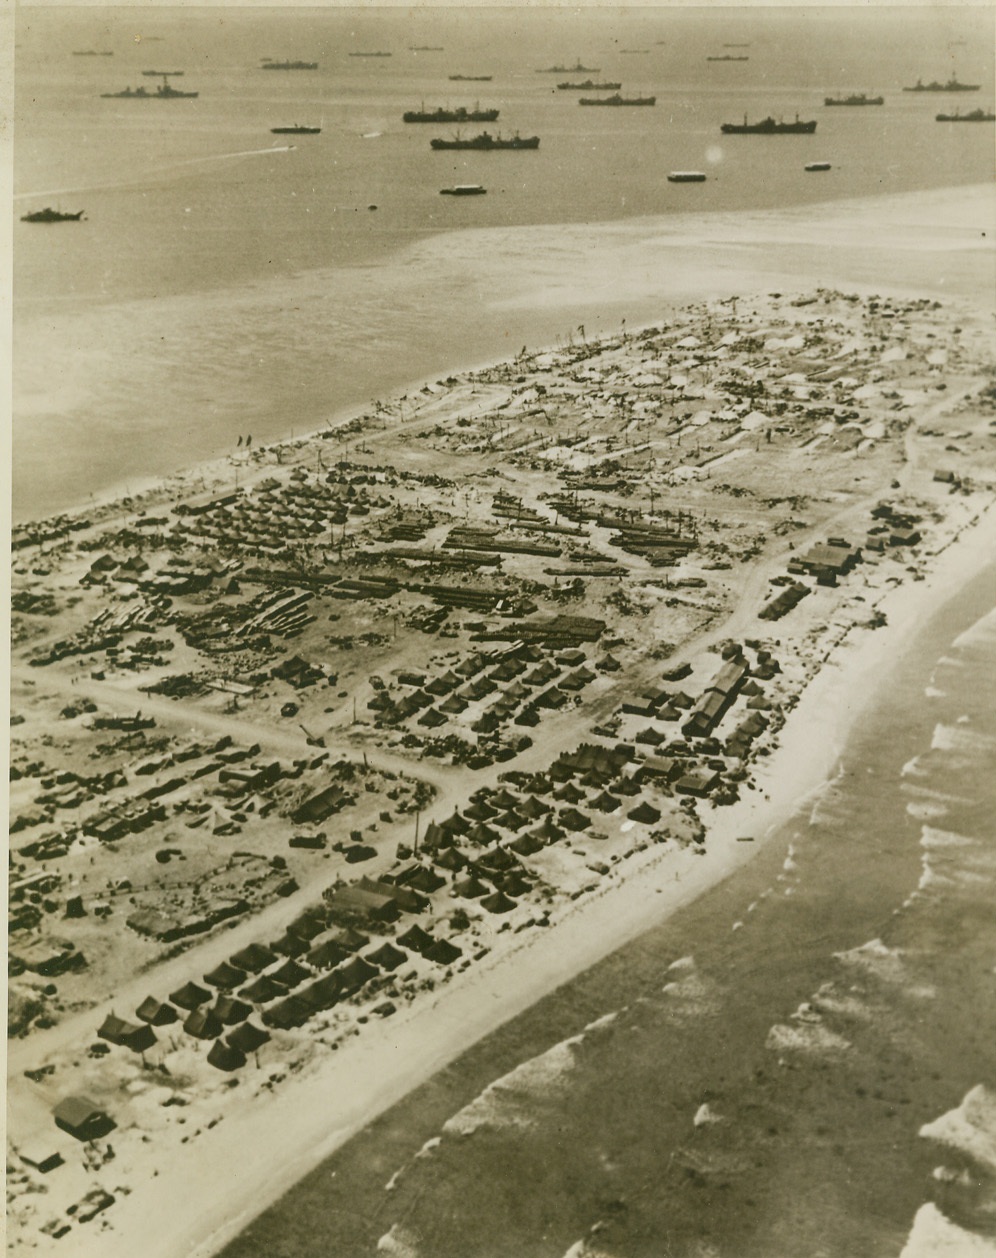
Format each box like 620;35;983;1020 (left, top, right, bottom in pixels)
207;1040;246;1072
226;1021;271;1053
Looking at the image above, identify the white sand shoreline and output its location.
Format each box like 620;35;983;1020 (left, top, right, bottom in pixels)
70;499;996;1258
15;179;994;527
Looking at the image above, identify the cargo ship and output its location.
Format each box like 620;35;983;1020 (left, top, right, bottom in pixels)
260;60;318;70
101;75;198;99
20;207;86;222
440;185;487;195
707;55;749;61
536;61;599;74
935;108;995;121
403;105;499;123
430;131;539;150
557;80;621;90
349;51;392;58
142;69;184;76
270;124;321;134
903;77;979;92
720;114;816;134
449;75;492;82
579;93;656;106
824;93;884;105
667;171;706;182
804;161;832;171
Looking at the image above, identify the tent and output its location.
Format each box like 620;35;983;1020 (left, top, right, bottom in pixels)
184;1008;223;1040
169;981;211;1011
425;938;463;966
211;995;252;1025
207;1040;246;1073
433;846;466;872
518;796;549;820
475;847;519;873
591;792;621;814
270;959;310;989
239;975;284;1004
135;997;178;1026
627;801;662;824
509;832;543;857
495;810;528;832
226;1021;271;1053
328;925;370;952
53;1096;115;1142
366;942;407;971
480;890;517;914
307;938;350;970
552;782;585;804
203;961;247;991
453;875;489;899
269;931;309;958
466;822;500;847
397;924;436;955
338;955;380;995
496;872;533;898
229;943;277;973
558;808;591;832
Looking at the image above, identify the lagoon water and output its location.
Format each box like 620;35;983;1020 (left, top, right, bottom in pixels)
220;557;996;1258
13;6;995;519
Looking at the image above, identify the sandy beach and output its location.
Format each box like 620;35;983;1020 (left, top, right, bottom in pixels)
8;179;996;1257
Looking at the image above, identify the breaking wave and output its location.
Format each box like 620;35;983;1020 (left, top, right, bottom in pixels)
931;723;996;757
442;1036;582;1137
920;1085;996;1173
900;1203;996;1257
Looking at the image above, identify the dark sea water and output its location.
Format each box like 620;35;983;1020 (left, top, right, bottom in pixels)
13;6;996;519
220;561;996;1258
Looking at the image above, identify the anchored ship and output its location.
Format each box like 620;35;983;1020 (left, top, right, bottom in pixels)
935;108;995;121
270;124;321;134
824;93;884;105
403;105;499;123
720;114;816;134
142;69;184;76
667;171;706;182
707;55;749;61
101;74;198;99
261;60;318;70
536;61;599;74
903;77;979;92
430;131;539;150
557;80;621;90
579;93;656;106
21;207;86;222
440;184;487;195
449;75;492;82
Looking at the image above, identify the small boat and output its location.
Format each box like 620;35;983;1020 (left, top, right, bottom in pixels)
73;50;113;56
721;114;816;134
667;171;706;182
620;49;649;54
536;61;600;74
556;80;621;91
142;69;184;76
410;46;443;52
935;108;995;121
440;185;487;196
430;131;539;150
824;93;883;106
403;105;499;123
579;93;656;106
804;161;832;171
903;77;979;92
349;51;392;58
270;124;321;134
707;55;749;61
21;207;86;222
261;60;318;70
449;75;492;82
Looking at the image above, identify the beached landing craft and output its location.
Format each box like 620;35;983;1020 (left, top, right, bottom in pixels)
440;184;487;196
20;207;86;222
579;93;656;106
721;114;817;134
667;171;707;182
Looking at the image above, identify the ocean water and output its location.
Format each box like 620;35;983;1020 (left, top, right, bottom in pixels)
219;561;996;1258
13;5;996;519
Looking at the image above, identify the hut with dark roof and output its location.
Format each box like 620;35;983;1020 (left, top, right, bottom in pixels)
169;981;211;1011
227;1021;270;1053
135;997;178;1026
207;1040;246;1072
